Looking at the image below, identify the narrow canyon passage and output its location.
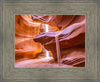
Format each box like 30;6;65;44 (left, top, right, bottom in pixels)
15;15;85;67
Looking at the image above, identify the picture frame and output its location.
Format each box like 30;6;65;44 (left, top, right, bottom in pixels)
0;0;100;82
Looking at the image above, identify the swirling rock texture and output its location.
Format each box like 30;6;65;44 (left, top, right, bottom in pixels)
15;15;85;67
15;15;59;67
32;15;85;67
15;15;42;59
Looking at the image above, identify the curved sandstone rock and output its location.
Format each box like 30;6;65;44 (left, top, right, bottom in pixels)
32;15;85;30
33;15;85;67
15;15;59;60
15;15;42;59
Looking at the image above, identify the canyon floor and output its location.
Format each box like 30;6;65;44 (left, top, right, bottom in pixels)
15;57;72;67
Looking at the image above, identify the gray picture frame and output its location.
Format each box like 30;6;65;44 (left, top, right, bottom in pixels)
0;0;100;82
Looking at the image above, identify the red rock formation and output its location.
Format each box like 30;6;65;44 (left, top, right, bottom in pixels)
32;15;85;30
33;15;85;67
15;15;59;60
15;15;85;67
15;15;42;59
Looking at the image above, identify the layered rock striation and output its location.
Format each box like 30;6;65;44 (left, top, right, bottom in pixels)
33;15;85;67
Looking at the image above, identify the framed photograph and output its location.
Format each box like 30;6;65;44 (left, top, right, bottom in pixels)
0;0;100;82
15;15;85;68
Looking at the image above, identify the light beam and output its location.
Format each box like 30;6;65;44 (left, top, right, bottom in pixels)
45;24;50;59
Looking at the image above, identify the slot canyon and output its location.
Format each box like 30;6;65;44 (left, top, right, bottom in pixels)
15;15;85;67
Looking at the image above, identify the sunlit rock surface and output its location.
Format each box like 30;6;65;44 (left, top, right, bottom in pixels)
33;15;85;67
34;23;85;50
15;15;85;67
15;15;59;67
15;15;42;59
